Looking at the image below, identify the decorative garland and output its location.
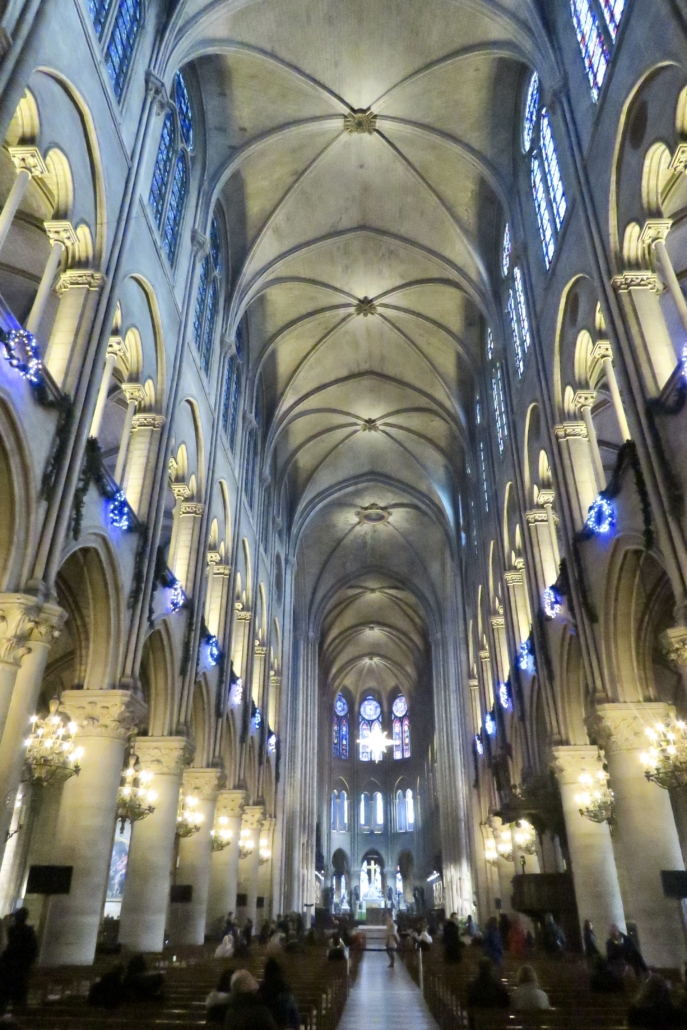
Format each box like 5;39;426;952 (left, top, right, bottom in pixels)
40;396;74;501
72;438;112;539
148;545;169;625
179;596;196;681
534;606;555;687
579;441;653;549
128;526;149;611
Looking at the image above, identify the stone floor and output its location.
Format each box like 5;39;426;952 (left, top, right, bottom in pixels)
337;950;440;1030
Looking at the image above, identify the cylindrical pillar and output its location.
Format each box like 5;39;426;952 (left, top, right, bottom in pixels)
38;690;145;966
237;804;264;931
552;746;625;939
206;789;245;936
25;222;77;337
0;148;47;254
88;351;118;439
576;397;606;489
653;237;687;333
597;702;687;967
167;768;221;946
601;356;632;442
118;737;191;952
113;384;145;485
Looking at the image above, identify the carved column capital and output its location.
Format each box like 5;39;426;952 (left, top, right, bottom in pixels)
640;219;673;246
0;594;65;665
525;509;548;526
551;745;602;786
171;483;191;502
191;229;208;257
241;804;264;832
145;70;168;112
611;271;664;294
44;220;79;248
134;735;193;775
216;788;246;819
554;421;588;441
55;269;106;295
504;569;523;587
8;145;47;177
179;502;204;517
132;413;165;431
661;626;687;672
182;767;225;801
593;702;675;755
122;383;147;406
60;689;147;741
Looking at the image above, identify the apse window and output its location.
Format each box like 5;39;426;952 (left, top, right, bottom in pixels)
392;695;411;759
360;791;371;831
359;696;382;761
332;694;349;759
373;791;384;832
522;73;567;269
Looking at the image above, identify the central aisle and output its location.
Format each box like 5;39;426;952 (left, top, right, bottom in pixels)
337;951;440;1030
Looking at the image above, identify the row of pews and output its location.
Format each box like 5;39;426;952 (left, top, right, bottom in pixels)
403;946;642;1029
19;943;355;1030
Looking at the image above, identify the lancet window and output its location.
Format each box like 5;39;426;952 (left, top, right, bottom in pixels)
332;694;349;759
392;695;411;759
88;0;143;100
359;696;382;762
396;789;415;832
193;215;222;374
570;0;611;102
149;71;193;266
522;73;567;268
331;790;348;831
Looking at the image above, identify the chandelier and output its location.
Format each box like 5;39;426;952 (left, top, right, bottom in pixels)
512;819;537;855
176;794;204;837
496;827;513;863
640;718;687;790
357;722;393;762
574;768;614;823
484;837;498;864
116;755;157;832
211;815;233;851
259;844;272;865
238;827;255;859
25;700;83;784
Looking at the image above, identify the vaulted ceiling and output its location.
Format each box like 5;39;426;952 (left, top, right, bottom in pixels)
171;0;548;695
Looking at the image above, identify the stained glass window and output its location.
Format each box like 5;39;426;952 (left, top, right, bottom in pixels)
222;359;233;433
149;112;175;227
333;694;349;759
475;397;481;425
570;0;609;102
487;327;494;361
507;290;524;378
600;0;626;41
88;0;115;38
359;696;382;761
193;258;209;351
174;71;194;150
492;375;504;456
480;441;489;513
392;696;410;759
540;110;567;230
396;791;407;832
513;267;532;355
210;217;221;270
229;367;241;451
393;718;403;760
502;223;511;277
402;717;410;758
162;153;187;264
531;156;555;268
497;364;508;439
201;280;218;373
246;430;259;510
522;72;540;153
105;0;142;100
406;788;415;829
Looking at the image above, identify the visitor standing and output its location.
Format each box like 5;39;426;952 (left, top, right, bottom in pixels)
386;914;400;967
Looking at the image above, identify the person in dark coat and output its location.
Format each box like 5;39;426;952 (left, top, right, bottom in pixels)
583;919;600;962
627;973;685;1028
483;916;504;968
224;970;276;1030
467;956;510;1026
242;918;253;948
0;907;38;1013
258;958;299;1030
443;912;463;963
206;969;234;1023
88;962;125;1009
123;954;165;1001
607;923;647;979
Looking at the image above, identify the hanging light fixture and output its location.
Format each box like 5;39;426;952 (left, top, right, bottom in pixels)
574;769;614;823
640;718;687;790
116;755;157;832
25;700;83;784
238;827;255;859
484;837;498;864
357;722;393;762
512;819;537;855
496;827;513;863
210;815;233;851
259;843;272;865
176;794;205;837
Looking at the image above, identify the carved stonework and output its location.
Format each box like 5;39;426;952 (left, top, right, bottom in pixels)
236;611;252;623
478;649;490;662
242;804;264;832
8;145;47;178
182;767;225;801
179;502;204;517
611;271;663;294
640;219;672;247
491;617;505;630
0;595;64;666
594;702;674;755
660;627;687;671
55;269;106;295
355;296;377;316
254;646;267;658
145;70;168;111
61;689;147;741
122;383;146;406
216;788;246;820
44;220;79;248
551;745;602;786
505;569;523;586
191;229;208;257
132;413;165;431
554;422;588;441
171;483;191;502
525;509;548;526
344;109;377;134
134;736;193;776
538;489;556;507
671;143;687;175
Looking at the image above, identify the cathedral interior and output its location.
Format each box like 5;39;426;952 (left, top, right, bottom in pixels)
1;0;687;979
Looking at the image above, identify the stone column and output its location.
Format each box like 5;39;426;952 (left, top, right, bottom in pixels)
25;221;78;337
0;146;47;253
206;788;245;936
525;509;558;593
205;559;231;642
0;599;64;863
0;595;60;757
39;689;145;966
504;566;531;647
552;745;625;938
88;336;123;440
572;400;605;490
596;702;687;967
118;737;192;952
237;804;264;930
114;383;146;484
641;219;687;332
611;272;675;394
661;627;687;696
258;816;276;920
44;269;106;392
168;768;222;946
122;413;165;519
